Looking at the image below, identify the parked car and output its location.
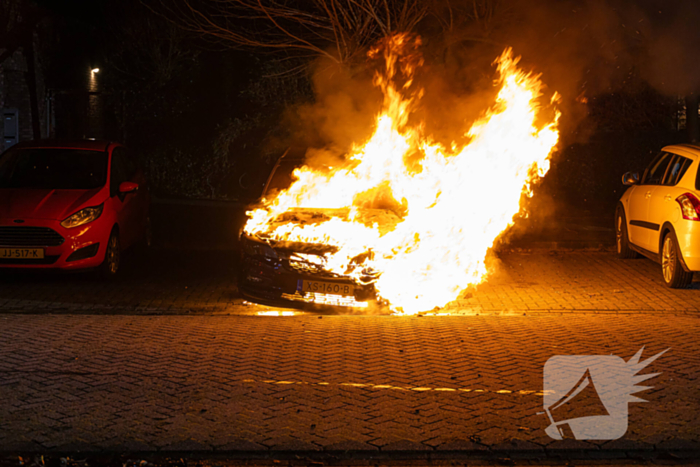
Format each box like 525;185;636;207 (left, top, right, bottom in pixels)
238;148;383;311
616;144;700;287
0;140;150;276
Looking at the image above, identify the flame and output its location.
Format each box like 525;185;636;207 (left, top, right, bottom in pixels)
244;34;560;314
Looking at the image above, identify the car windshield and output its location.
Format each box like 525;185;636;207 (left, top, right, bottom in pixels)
0;148;108;189
265;159;303;196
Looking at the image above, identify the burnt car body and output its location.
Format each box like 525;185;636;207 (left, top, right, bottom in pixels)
238;149;385;311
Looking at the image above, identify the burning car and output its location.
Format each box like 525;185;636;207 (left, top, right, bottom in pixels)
238;35;560;315
238;149;390;311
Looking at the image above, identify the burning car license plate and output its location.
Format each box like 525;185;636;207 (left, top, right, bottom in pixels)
0;248;44;259
301;280;354;296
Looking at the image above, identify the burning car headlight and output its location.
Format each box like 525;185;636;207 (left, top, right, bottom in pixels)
289;252;325;267
241;236;278;259
288;252;328;274
60;204;104;229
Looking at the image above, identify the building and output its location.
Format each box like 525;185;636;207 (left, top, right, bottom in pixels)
0;43;46;153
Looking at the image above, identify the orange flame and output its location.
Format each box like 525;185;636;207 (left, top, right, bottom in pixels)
245;34;560;314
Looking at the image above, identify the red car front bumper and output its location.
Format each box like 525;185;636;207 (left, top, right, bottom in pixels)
0;214;115;271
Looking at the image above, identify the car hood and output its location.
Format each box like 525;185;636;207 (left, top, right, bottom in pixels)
0;187;105;221
262;207;403;236
246;207;401;282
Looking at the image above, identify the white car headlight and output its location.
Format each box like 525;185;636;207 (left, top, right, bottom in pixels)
61;204;104;229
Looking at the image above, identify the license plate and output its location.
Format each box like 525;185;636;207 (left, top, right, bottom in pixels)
301;280;354;296
0;248;44;259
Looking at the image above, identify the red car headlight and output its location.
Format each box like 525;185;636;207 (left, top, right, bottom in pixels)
61;203;104;229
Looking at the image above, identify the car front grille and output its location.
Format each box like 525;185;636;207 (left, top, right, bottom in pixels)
0;226;65;247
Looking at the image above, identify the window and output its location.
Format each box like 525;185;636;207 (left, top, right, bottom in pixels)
643;152;673;185
663;155;692;186
0;148;108;189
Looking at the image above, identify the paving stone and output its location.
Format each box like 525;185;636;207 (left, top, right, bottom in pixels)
435;438;489;451
599;438;653;451
158;440;213;451
545;439;597;452
213;439;268;451
53;442;103;453
1;251;700;316
323;440;378;452
101;440;157;452
0;251;698;457
656;438;700;451
268;438;322;451
491;438;545;452
379;440;432;451
0;439;45;452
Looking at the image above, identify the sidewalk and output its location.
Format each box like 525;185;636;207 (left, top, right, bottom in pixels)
0;313;698;461
0;251;696;316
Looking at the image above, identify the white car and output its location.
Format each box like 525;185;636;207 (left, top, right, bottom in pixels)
616;144;700;287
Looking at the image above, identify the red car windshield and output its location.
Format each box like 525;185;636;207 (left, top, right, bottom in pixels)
0;148;108;190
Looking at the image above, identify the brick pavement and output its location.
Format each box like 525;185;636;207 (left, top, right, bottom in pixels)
0;313;698;459
0;251;697;315
451;250;700;314
0;251;244;315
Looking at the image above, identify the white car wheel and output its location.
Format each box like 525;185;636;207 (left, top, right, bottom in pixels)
615;207;638;259
661;232;692;288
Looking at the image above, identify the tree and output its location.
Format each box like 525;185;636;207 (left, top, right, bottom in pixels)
101;0;200;144
0;0;44;139
159;0;430;66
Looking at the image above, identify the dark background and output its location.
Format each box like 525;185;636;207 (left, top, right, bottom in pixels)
2;0;698;228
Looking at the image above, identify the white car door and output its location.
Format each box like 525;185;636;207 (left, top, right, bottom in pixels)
627;184;650;248
628;152;674;251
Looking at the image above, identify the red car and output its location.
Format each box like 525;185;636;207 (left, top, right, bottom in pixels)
0;140;150;276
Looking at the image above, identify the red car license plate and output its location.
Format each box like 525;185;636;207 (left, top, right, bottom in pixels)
0;248;45;259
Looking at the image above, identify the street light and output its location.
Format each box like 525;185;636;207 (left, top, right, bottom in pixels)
91;68;100;74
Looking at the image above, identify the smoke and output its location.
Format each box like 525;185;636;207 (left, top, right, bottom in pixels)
285;1;700;151
273;0;699;238
476;0;700;125
636;1;700;96
283;57;382;163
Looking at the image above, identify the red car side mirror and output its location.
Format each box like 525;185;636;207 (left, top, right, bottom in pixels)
119;181;139;194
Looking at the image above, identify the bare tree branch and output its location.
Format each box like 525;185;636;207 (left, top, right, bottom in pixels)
159;0;431;65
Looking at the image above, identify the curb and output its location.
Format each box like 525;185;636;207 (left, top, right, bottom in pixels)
3;448;699;464
507;241;615;251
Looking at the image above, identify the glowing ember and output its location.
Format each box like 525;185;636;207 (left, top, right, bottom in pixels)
244;34;560;314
